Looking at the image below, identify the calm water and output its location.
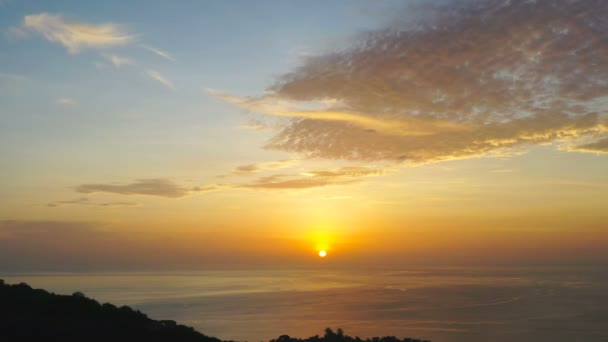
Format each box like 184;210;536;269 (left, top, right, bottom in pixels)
3;266;608;342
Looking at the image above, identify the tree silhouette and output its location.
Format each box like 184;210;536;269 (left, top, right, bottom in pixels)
270;327;429;342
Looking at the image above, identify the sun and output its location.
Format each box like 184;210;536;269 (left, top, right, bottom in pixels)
318;250;327;258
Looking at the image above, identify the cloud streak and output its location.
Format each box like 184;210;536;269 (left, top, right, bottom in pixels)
573;137;608;153
75;166;382;200
240;166;382;189
103;53;133;68
211;90;470;137
14;14;178;90
20;13;134;53
76;179;195;198
146;69;175;90
217;0;608;164
232;159;300;175
48;197;138;208
140;45;176;61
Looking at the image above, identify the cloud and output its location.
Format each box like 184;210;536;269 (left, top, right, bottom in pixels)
13;14;178;92
573;137;608;153
240;175;352;189
216;0;608;164
48;197;138;208
237;122;277;132
237;166;383;190
192;184;234;193
19;13;134;53
76;179;195;198
172;166;386;194
73;166;380;199
212;90;470;137
56;97;76;105
140;45;176;61
103;53;133;68
146;69;175;90
232;159;300;175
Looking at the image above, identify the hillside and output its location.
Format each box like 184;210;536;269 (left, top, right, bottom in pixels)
0;279;429;342
0;279;222;342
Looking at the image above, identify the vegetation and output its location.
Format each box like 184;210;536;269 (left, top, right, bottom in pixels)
0;280;428;342
271;328;430;342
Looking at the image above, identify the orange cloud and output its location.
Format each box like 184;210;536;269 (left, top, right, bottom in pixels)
218;0;608;163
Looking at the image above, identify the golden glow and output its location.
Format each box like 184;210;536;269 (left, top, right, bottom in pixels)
318;250;327;258
306;230;335;254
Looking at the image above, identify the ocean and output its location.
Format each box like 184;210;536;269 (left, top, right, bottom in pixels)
3;265;607;342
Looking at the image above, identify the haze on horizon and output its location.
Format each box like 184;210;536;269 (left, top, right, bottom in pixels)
1;0;607;272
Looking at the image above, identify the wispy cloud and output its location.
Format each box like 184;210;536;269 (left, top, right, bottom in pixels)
103;53;133;68
241;166;382;189
48;197;138;208
240;174;353;190
233;159;300;175
19;13;134;54
572;137;608;154
56;97;76;105
211;90;469;137
237;122;278;132
76;166;382;200
146;69;175;90
76;179;193;198
216;1;608;164
140;45;176;61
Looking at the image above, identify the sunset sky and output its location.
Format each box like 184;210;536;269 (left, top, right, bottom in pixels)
1;0;607;271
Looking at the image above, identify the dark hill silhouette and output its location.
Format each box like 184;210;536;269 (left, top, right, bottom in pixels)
0;279;222;342
0;279;429;342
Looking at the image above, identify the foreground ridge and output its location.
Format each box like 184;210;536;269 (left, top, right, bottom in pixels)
0;280;429;342
0;279;222;342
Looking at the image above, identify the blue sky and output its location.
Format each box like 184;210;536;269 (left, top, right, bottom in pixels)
0;0;398;186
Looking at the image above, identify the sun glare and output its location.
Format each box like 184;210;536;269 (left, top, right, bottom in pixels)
318;250;327;258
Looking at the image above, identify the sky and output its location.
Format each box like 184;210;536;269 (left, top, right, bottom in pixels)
1;0;607;271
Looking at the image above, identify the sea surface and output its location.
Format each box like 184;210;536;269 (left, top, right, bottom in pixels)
3;266;608;342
